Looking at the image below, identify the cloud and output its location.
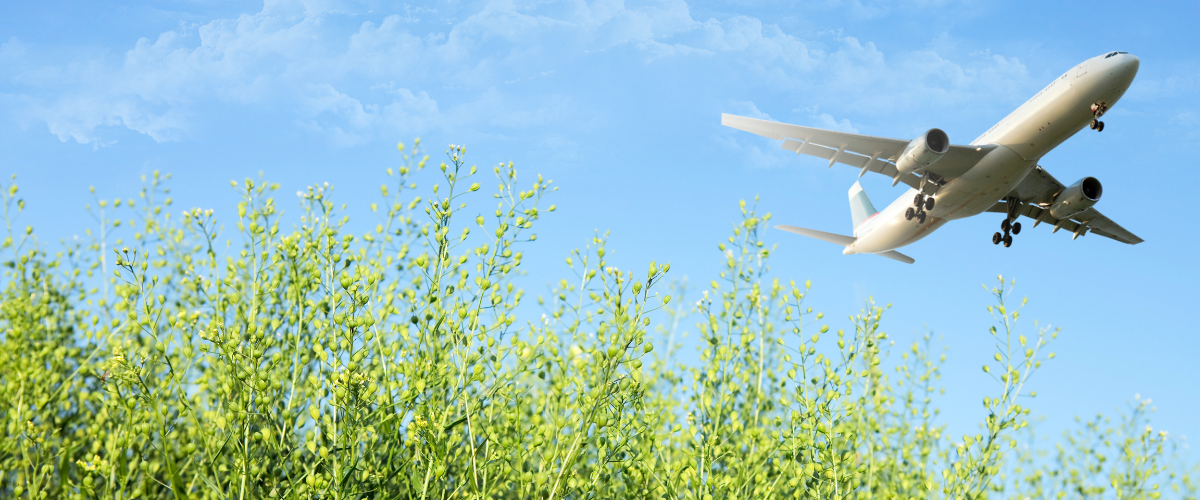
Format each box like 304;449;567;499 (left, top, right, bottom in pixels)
726;100;774;121
0;37;27;63
295;83;443;146
0;0;1034;149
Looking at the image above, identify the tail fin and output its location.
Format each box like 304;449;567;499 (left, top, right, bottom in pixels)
848;182;878;229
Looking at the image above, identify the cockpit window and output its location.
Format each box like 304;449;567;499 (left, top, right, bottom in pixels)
1105;51;1129;58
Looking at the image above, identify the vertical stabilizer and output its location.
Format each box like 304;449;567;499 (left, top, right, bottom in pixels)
848;182;878;229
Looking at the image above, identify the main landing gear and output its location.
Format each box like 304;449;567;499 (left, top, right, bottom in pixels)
992;197;1022;248
1089;102;1108;132
904;192;934;224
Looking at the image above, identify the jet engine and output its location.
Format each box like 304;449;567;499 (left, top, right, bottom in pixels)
1049;177;1103;219
894;128;950;175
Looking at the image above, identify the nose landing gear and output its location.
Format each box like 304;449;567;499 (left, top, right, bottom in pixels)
1089;102;1108;132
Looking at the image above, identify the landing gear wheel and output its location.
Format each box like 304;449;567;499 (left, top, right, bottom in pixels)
1001;219;1011;231
925;197;935;211
1002;234;1013;247
992;232;1002;245
917;211;927;224
1096;121;1104;132
1090;119;1098;130
914;194;924;206
905;207;915;220
1012;222;1022;235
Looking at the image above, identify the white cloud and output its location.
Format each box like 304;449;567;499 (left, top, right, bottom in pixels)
1;0;1035;149
726;100;773;121
0;37;27;63
296;83;443;146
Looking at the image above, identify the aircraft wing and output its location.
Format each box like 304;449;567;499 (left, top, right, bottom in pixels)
986;165;1144;244
722;114;996;192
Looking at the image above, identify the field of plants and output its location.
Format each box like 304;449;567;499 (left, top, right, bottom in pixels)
0;141;1194;499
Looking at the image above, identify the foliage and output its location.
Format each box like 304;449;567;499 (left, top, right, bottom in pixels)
0;141;1192;499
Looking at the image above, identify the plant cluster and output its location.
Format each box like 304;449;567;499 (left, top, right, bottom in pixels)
0;141;1192;499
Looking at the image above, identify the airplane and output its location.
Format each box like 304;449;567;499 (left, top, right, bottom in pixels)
722;51;1143;264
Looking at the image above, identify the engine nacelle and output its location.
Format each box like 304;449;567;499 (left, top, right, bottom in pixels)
1049;177;1103;219
894;128;949;175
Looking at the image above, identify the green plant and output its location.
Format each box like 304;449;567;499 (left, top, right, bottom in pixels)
0;141;1192;499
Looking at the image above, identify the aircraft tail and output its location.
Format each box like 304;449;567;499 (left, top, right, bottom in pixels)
848;182;878;229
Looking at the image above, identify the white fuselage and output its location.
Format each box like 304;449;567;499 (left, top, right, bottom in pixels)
845;52;1140;255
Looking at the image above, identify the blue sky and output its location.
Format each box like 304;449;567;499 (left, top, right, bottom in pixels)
2;0;1198;452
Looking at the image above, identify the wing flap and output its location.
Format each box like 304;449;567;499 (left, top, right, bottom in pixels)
779;138;911;184
1072;208;1144;244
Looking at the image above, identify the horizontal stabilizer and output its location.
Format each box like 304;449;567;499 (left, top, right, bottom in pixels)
775;225;855;246
875;250;915;264
776;225;917;264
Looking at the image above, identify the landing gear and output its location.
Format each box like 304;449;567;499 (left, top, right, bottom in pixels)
909;192;934;224
1090;102;1108;132
993;196;1022;248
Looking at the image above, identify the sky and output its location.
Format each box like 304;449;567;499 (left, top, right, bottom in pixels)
2;0;1198;454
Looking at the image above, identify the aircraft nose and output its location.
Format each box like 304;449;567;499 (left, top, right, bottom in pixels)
1122;53;1140;75
1117;53;1140;83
